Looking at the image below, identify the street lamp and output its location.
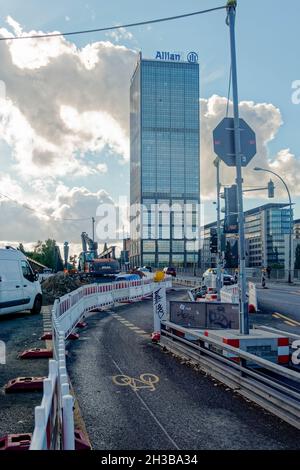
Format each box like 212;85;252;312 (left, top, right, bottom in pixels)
254;167;293;284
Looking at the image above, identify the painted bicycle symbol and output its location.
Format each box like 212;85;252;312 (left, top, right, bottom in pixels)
112;373;159;392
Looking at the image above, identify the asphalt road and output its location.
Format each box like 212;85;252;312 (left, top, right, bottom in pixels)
67;289;300;450
0;307;50;439
257;283;300;335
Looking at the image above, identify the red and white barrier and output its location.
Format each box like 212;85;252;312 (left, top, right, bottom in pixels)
248;282;258;313
30;360;59;450
31;277;172;450
220;285;239;304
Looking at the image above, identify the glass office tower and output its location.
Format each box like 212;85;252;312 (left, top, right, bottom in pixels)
130;53;200;268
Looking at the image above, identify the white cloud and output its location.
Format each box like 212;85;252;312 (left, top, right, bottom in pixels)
105;27;134;43
0;17;136;181
96;163;108;173
60;105;129;160
0;180;116;244
0;17;299;248
200;95;300;200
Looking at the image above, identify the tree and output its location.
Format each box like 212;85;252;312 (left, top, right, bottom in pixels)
16;239;62;271
295;244;300;270
18;243;26;254
29;239;58;270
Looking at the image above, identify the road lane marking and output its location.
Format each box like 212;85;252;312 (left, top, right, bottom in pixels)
284;321;296;327
111;358;180;450
112;373;159;392
273;312;300;326
112;315;150;338
272;314;281;319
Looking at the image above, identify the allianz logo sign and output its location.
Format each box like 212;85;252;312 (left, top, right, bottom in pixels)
155;51;198;63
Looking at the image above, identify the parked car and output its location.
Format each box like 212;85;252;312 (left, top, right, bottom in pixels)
0;247;43;316
163;266;177;277
202;268;234;286
223;273;235;286
142;266;153;273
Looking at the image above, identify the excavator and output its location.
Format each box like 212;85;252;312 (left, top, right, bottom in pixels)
78;232;120;277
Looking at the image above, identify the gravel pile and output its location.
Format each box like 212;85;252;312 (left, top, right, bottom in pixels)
41;272;90;304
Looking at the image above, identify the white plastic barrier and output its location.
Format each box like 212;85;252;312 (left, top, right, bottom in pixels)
248;282;258;312
31;277;172;450
220;285;239;304
30;360;59;450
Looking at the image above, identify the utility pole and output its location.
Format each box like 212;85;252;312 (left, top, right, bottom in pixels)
92;217;95;243
214;157;222;300
193;238;197;277
227;0;249;334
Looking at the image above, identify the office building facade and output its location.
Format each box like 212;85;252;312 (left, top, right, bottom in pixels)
202;203;293;271
130;54;200;267
294;219;300;240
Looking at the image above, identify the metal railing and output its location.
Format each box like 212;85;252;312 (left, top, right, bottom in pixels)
160;321;300;430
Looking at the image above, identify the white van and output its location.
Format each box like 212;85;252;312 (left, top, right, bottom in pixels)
0;247;43;316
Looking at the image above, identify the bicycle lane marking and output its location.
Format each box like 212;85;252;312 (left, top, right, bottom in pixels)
110;356;180;450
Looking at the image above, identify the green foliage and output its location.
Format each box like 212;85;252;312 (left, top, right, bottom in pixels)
21;239;58;270
18;243;26;254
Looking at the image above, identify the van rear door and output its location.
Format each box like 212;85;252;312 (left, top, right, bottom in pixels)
20;259;38;309
0;259;27;314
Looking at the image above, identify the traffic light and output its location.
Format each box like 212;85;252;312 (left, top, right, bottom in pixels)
210;228;218;254
224;185;238;234
268;180;275;199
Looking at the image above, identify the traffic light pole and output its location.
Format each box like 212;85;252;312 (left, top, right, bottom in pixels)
227;1;249;334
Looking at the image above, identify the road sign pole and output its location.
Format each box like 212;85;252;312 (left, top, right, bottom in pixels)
227;1;249;334
215;158;222;301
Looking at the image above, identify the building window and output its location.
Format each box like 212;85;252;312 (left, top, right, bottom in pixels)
157;240;170;252
143;241;156;253
172;240;185;252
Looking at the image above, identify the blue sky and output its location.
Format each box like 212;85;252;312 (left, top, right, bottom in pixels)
0;0;299;244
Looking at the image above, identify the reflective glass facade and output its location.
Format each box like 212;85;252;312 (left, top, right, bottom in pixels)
201;204;293;270
130;55;200;267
